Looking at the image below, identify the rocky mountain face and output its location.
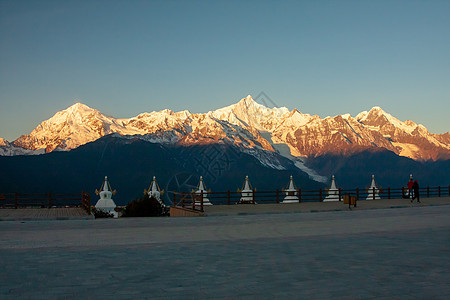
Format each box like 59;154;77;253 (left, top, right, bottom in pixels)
355;107;450;160
4;96;450;164
0;137;45;156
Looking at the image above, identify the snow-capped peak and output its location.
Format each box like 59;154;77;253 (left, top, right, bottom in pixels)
67;102;93;111
6;96;449;162
210;95;290;130
13;102;131;152
356;106;417;134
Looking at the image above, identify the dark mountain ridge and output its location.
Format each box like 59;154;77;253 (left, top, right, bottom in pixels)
0;135;323;206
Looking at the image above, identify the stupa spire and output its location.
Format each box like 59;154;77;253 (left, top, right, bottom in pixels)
366;174;380;200
324;175;339;202
103;176;109;192
146;176;165;206
94;176;118;218
238;175;255;204
282;175;299;203
198;176;206;191
194;176;212;206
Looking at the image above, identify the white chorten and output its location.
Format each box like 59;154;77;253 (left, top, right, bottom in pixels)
147;176;165;207
194;176;212;206
239;175;255;204
366;174;380;200
95;176;118;218
324;175;339;202
283;175;298;203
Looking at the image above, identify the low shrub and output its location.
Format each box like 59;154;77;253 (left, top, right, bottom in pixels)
122;194;166;217
92;207;115;218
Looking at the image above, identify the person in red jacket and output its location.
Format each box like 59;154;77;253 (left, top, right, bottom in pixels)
407;178;414;199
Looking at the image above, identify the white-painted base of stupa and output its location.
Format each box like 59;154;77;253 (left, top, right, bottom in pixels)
95;199;118;218
365;193;381;200
282;196;299;203
323;190;340;202
238;192;254;204
194;197;213;206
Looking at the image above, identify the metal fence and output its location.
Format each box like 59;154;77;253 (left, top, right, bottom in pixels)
172;186;450;212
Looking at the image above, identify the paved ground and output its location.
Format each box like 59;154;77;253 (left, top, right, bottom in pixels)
0;204;449;299
0;207;93;221
203;196;450;216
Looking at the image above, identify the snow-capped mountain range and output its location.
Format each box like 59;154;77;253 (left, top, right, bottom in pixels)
2;96;449;167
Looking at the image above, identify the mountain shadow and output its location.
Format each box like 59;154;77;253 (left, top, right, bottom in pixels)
305;149;450;189
0;135;324;206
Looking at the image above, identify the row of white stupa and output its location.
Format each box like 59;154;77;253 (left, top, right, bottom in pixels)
237;174;381;203
94;174;381;217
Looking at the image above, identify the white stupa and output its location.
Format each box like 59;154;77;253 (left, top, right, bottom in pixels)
95;176;118;218
194;176;212;206
282;175;298;203
238;175;255;204
366;174;380;200
324;175;339;202
146;176;165;207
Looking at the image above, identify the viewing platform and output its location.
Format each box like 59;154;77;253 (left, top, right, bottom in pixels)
0;207;94;221
0;192;92;221
202;196;450;216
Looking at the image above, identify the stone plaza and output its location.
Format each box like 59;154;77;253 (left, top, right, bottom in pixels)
0;200;449;299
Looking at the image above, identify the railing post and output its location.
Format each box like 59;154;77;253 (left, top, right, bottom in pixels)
15;192;18;209
276;189;279;204
438;186;441;197
192;193;195;210
200;190;204;212
388;187;391;199
448;185;450;197
252;188;255;204
227;190;230;205
338;188;342;201
173;192;177;206
319;188;322;202
81;191;91;214
356;188;359;201
298;188;302;203
48;192;52;208
427;186;430;198
373;187;375;200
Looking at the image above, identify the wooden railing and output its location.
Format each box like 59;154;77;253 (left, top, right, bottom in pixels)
81;191;91;214
172;185;450;211
0;191;91;214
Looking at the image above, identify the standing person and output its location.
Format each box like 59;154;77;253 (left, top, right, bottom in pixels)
407;178;414;199
412;180;420;203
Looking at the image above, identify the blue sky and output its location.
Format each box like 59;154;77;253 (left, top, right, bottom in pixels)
1;0;449;141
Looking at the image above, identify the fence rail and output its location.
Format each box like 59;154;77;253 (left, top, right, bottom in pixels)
172;185;450;212
0;191;91;214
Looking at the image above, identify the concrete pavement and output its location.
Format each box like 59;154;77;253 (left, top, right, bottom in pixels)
203;196;450;216
0;204;449;299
